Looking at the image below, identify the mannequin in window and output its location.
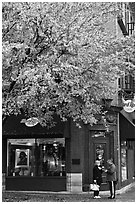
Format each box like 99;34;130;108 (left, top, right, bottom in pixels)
43;146;58;176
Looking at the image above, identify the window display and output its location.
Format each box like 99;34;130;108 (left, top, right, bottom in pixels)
15;149;29;167
7;138;66;177
121;141;127;181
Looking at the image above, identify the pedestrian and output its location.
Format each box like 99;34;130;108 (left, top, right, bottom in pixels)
93;160;103;199
105;159;117;199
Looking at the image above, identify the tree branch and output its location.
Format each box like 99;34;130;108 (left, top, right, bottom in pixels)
2;22;17;40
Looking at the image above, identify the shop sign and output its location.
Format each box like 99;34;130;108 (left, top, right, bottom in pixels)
122;97;135;113
92;131;105;137
21;117;39;127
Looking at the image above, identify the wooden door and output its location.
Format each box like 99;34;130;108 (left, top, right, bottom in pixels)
89;132;109;190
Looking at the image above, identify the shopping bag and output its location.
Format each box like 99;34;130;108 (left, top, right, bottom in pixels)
90;183;99;191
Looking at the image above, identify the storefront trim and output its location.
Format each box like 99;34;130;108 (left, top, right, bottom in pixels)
66;173;82;192
6;176;66;191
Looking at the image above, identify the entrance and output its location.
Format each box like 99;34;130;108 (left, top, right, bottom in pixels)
89;131;110;190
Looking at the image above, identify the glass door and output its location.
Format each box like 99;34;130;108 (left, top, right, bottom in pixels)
89;131;109;190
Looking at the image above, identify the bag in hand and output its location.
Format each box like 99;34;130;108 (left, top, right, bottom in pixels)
90;183;99;191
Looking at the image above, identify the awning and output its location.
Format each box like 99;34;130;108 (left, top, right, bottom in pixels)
2;114;66;138
119;111;135;140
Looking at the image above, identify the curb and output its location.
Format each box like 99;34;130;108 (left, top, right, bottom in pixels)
115;182;135;195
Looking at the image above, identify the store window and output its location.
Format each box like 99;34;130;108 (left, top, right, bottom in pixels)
7;138;66;177
121;141;127;181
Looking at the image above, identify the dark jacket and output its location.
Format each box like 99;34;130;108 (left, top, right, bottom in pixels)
93;165;103;185
106;163;117;181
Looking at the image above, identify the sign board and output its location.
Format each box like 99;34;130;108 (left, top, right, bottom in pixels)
123;99;135;113
21;117;39;127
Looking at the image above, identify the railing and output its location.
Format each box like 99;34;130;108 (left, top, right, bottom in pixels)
118;75;135;93
127;22;135;35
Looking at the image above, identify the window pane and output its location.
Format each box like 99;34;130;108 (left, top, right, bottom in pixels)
7;138;66;177
121;141;127;181
38;138;66;176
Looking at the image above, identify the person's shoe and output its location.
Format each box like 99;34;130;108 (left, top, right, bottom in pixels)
94;196;97;199
108;196;115;199
97;196;101;198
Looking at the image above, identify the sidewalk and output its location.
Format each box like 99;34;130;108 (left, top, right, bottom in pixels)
2;182;135;202
100;182;135;196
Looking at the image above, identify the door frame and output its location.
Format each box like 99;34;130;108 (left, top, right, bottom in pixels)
89;131;110;190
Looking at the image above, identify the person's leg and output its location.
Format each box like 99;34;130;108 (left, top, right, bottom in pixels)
114;181;116;197
97;190;101;198
111;181;115;198
96;184;101;198
112;181;116;198
94;191;96;197
94;191;98;197
108;181;116;199
96;182;100;197
108;181;112;198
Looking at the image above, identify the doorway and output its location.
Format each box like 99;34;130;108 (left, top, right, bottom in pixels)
89;131;110;190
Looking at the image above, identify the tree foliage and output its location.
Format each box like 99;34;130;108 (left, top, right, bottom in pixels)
2;2;135;127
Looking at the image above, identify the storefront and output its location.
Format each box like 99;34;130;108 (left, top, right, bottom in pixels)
3;115;69;191
119;111;135;187
2;109;135;192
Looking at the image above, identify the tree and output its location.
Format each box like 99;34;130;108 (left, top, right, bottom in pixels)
2;2;135;127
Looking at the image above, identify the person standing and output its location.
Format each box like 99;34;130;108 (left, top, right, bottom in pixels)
93;160;103;199
105;159;117;199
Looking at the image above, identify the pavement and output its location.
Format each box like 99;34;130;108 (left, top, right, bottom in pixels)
2;182;135;202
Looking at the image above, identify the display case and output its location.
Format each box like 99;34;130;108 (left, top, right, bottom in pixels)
7;138;66;177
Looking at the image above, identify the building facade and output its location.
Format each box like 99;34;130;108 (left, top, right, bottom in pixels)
2;2;135;192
